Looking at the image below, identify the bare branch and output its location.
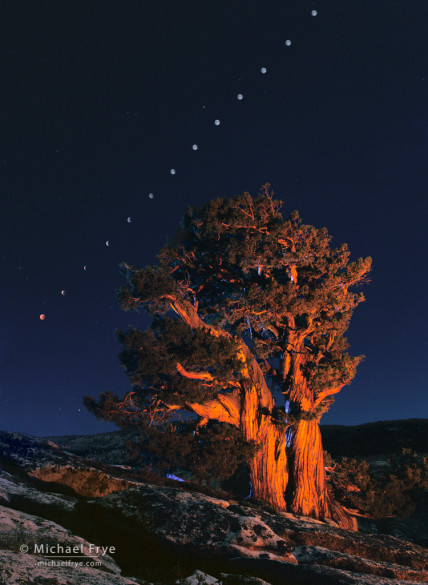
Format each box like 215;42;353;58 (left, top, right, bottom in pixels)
313;381;350;408
187;393;240;427
176;362;214;382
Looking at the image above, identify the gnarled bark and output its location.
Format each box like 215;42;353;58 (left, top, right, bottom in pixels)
288;419;328;518
285;349;356;529
239;345;288;511
241;379;288;510
288;420;356;530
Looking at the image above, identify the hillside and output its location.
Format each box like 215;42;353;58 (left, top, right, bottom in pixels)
1;430;427;585
46;419;428;464
320;419;428;458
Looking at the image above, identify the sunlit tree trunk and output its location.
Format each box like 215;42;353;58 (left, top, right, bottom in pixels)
288;420;356;529
239;348;288;511
249;422;288;510
286;350;331;519
241;387;288;510
285;351;356;529
288;418;328;517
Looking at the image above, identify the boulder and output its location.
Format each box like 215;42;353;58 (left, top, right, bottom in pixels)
0;505;144;584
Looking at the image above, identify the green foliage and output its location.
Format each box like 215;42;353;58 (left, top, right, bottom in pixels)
131;420;259;484
116;317;243;406
326;449;428;518
117;264;176;314
84;391;149;429
221;462;252;498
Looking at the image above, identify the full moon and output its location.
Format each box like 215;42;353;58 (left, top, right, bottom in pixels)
40;314;46;320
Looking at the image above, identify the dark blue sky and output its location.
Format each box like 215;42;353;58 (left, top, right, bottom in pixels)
1;0;427;436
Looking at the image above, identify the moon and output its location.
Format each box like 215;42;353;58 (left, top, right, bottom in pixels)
106;241;110;247
61;290;66;296
40;314;46;320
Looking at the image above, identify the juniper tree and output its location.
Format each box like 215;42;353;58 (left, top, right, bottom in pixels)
86;186;371;528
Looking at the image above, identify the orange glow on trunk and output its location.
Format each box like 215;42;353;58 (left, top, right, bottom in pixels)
289;419;327;517
239;349;288;511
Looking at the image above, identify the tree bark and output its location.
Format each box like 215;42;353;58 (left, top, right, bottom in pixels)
285;350;331;519
288;419;357;530
288;419;328;518
285;349;356;529
241;390;288;510
239;348;288;511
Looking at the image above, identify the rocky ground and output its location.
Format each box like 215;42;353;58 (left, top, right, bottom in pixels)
0;430;427;585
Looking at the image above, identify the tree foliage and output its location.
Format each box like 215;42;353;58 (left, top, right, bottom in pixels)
86;186;371;519
326;449;428;518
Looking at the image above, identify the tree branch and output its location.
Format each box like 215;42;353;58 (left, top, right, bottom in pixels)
163;294;231;340
176;362;241;390
176;362;214;382
187;393;240;427
313;381;349;408
164;293;273;417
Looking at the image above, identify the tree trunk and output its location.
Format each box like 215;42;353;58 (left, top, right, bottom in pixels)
288;419;328;518
240;375;288;511
285;351;331;519
288;419;357;530
246;414;288;510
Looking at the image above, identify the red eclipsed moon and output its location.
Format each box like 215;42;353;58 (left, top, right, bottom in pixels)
40;314;46;320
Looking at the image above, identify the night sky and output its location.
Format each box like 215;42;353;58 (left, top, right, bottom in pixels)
1;1;427;437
